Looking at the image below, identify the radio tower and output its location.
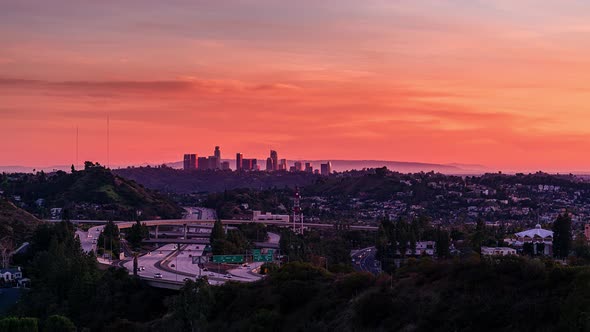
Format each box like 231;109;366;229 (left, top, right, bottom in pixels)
293;187;303;233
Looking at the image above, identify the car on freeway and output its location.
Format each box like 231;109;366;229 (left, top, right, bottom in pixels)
225;274;232;278
203;267;208;271
140;266;145;271
154;273;163;279
183;277;191;282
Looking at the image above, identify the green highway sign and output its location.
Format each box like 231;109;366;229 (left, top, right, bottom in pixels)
212;255;244;263
253;249;274;262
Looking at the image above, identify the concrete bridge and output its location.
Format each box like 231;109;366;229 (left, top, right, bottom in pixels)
52;219;379;232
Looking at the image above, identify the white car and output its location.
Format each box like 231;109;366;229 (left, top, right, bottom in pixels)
154;273;163;279
225;274;232;278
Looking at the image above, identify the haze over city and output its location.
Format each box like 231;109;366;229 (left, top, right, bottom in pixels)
3;1;590;172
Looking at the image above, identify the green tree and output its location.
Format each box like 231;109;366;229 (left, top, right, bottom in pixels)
126;221;146;250
43;315;76;332
210;219;226;255
553;213;572;259
0;317;39;332
173;279;215;332
573;233;590;261
470;220;487;251
97;220;120;256
435;228;450;259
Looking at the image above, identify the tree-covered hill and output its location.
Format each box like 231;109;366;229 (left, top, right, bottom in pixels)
154;257;590;332
0;198;42;244
1;163;183;220
113;165;320;193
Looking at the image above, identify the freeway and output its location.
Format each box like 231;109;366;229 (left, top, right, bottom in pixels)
76;207;277;287
352;247;382;275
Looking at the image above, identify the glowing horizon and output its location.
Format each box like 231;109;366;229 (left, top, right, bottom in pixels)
2;1;590;172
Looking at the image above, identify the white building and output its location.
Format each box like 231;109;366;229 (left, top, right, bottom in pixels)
252;211;290;222
481;247;517;256
0;267;23;282
512;224;553;256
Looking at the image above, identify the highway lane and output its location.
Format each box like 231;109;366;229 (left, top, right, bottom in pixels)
76;207;278;287
352;247;381;275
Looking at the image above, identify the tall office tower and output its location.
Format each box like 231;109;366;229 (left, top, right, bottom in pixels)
198;157;209;170
242;159;252;170
279;159;287;171
208;156;219;170
251;159;258;170
266;157;273;171
305;162;313;173
320;161;332;176
289;166;296;172
294;161;303;172
236;153;243;171
221;161;230;171
270;150;278;171
183;154;197;170
214;146;221;169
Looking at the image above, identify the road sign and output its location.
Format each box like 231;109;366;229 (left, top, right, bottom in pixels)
192;256;207;264
253;249;274;262
212;255;244;263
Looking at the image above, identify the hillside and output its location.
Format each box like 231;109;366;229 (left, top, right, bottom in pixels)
144;257;590;331
1;163;183;220
0;198;42;244
114;166;320;193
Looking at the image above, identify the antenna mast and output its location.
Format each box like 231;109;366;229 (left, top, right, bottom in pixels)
293;187;303;234
107;115;110;169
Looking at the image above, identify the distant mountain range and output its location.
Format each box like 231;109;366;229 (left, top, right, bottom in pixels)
0;160;488;174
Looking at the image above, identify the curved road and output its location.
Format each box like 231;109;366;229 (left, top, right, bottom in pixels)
76;208;279;286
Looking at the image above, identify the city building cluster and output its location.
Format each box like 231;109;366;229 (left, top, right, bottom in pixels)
183;146;230;171
184;147;332;175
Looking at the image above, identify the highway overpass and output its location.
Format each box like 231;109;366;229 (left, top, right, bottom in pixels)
52;219;379;231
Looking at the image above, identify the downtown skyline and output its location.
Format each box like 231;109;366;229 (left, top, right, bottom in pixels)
3;1;590;172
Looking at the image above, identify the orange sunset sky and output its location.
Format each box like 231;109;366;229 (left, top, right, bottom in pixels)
2;1;590;172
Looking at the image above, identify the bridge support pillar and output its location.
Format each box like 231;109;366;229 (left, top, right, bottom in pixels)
183;224;187;239
155;225;159;239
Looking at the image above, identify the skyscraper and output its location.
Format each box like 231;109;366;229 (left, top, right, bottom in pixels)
270;150;278;171
208;156;219;170
294;161;303;172
183;154;196;170
305;162;313;173
320;161;332;176
236;153;243;171
221;161;230;171
197;157;209;170
214;146;221;169
279;159;287;171
242;159;252;170
266;157;273;171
